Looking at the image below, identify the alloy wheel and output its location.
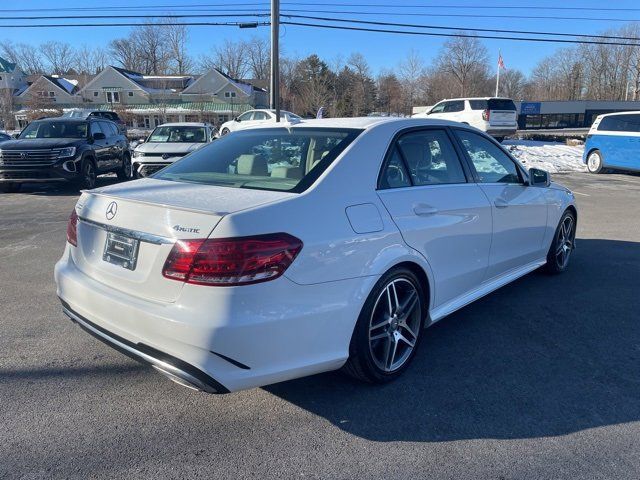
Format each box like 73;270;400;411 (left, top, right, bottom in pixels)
368;278;421;372
84;162;96;189
555;215;574;269
587;152;601;172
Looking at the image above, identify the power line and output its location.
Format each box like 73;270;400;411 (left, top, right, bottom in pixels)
5;2;640;13
0;21;270;29
280;21;640;46
4;12;639;43
280;8;640;22
285;14;640;41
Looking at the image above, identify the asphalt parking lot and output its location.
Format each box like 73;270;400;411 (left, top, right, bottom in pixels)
1;172;639;480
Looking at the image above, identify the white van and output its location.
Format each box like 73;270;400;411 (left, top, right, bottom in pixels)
424;97;518;141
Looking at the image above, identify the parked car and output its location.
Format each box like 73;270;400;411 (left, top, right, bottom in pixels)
0;117;131;193
0;132;11;143
132;122;215;177
584;111;640;174
63;109;127;134
219;109;302;136
424;97;518;141
55;117;576;393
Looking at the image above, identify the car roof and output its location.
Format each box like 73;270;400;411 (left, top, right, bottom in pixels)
597;111;640;118
157;122;209;127
262;116;467;130
34;117;88;123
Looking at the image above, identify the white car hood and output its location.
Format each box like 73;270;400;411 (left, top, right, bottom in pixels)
135;142;205;155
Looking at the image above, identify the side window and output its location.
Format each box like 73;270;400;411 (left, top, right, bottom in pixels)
98;121;115;137
456;130;522;184
429;103;445;114
444;100;464;113
238;112;254;121
379;148;411;189
397;130;466;185
253;112;268;120
89;122;103;138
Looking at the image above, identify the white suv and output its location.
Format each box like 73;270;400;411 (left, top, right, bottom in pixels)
132;122;215;177
422;97;518;141
219;109;301;136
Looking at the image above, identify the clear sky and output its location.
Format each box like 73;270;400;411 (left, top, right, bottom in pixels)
2;0;640;75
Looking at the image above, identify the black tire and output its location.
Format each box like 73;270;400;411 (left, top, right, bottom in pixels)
544;209;576;274
77;158;97;190
116;153;133;181
343;267;427;384
0;183;21;193
586;149;604;174
220;128;230;136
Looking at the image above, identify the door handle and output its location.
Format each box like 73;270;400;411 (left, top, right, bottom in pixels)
413;203;438;216
494;198;509;208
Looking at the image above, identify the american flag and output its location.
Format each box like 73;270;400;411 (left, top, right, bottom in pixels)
498;53;506;70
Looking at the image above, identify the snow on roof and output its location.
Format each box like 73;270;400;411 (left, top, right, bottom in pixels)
50;76;78;94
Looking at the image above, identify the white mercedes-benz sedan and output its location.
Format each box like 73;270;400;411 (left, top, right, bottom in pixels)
55;118;577;394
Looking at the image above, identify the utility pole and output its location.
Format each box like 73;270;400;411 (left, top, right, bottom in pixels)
270;0;281;122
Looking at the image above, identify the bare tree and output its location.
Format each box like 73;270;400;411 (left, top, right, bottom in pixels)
398;49;426;115
134;23;169;75
498;69;526;100
208;39;249;79
75;45;109;75
436;34;490;97
246;37;270;80
1;42;45;74
164;20;193;74
109;38;142;72
41;41;76;74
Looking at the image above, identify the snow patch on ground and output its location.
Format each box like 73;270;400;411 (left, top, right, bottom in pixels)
503;140;587;173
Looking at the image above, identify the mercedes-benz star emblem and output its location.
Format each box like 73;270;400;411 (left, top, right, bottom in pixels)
105;201;118;220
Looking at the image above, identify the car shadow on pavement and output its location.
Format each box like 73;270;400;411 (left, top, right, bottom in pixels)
265;238;640;442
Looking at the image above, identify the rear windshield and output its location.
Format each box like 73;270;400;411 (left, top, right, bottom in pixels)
155;128;362;193
19;121;88;139
469;99;516;111
597;114;640;133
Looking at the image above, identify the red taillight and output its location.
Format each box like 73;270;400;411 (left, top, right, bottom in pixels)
482;109;490;121
162;233;303;286
66;209;78;246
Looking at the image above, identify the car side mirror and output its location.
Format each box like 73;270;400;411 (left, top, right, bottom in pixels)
234;117;240;122
529;168;550;187
12;133;20;139
92;132;106;140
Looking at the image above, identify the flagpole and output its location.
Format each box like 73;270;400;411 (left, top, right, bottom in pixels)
495;51;500;97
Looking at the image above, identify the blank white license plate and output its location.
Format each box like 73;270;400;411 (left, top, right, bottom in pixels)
103;232;139;270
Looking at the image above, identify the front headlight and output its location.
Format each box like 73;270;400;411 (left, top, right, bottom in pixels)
58;147;76;158
133;150;145;158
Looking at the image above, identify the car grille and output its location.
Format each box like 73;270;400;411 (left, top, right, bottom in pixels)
0;150;61;166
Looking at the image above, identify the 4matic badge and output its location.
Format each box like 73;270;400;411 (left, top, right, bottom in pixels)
173;224;200;234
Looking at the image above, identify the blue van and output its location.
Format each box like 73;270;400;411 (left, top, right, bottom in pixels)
584;112;640;173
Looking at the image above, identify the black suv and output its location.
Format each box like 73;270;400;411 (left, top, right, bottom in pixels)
0;117;131;192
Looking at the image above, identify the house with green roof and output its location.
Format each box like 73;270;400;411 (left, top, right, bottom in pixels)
0;56;27;94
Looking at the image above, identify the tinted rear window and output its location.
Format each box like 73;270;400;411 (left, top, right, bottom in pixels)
597;114;640;133
470;99;516;111
155;128;362;193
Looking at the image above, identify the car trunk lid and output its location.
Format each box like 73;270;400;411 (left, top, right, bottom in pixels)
72;178;293;302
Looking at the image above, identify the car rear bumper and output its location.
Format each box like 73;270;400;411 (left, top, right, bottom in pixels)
61;300;227;393
486;128;517;136
55;245;372;393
